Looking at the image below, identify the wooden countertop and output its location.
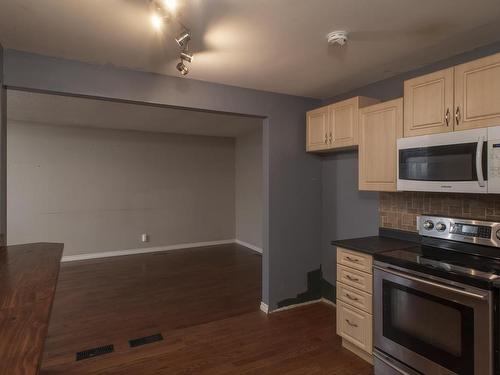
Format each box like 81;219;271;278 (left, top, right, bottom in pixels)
0;242;63;375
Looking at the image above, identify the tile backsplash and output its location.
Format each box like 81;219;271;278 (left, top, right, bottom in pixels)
379;192;500;232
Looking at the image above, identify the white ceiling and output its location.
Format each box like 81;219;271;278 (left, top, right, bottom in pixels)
7;90;262;137
1;0;500;99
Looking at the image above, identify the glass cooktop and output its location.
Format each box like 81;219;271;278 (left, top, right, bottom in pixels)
376;245;500;282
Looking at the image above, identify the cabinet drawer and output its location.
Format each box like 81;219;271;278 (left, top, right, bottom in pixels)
337;265;373;293
337;248;373;274
337;282;372;314
337;301;373;354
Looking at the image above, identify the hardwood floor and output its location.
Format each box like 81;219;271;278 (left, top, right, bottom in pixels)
0;243;63;375
41;243;373;374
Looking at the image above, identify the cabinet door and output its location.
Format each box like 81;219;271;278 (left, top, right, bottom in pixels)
306;106;329;151
455;53;500;130
359;98;403;192
404;68;454;137
336;301;373;354
330;98;358;148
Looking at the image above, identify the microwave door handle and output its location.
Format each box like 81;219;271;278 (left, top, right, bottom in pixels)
476;137;486;188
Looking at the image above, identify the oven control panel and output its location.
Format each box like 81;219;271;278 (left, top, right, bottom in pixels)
449;223;491;239
418;215;500;247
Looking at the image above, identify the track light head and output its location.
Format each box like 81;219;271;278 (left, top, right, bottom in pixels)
180;50;194;63
151;12;164;30
175;30;191;47
162;0;178;13
176;61;189;75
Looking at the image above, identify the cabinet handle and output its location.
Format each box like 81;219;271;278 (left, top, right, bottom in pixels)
329;131;333;144
445;108;450;127
455;107;461;125
324;133;328;144
345;274;360;282
346;319;358;328
345;293;359;302
345;256;360;263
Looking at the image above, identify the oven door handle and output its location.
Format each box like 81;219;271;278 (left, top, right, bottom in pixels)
374;265;489;300
476;136;486;188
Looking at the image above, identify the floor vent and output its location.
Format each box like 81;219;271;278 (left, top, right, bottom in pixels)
76;344;114;361
129;333;164;348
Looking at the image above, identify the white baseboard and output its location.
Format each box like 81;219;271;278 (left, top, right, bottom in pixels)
270;299;323;313
267;298;336;314
61;239;236;262
260;301;269;314
235;239;262;253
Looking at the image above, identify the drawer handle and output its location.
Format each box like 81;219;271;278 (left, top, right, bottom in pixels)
345;256;360;263
345;275;360;282
345;293;359;302
346;319;358;328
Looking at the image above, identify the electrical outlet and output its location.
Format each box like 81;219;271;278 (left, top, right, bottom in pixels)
141;233;150;243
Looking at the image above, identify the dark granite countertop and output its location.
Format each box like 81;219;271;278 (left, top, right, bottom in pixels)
330;228;420;255
331;229;500;289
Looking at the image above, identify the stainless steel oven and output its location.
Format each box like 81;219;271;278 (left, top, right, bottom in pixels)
397;125;500;194
374;262;493;375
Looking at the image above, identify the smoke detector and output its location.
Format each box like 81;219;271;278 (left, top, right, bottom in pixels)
327;30;348;46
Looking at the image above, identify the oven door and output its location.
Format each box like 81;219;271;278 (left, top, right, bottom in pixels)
374;262;492;375
397;128;488;193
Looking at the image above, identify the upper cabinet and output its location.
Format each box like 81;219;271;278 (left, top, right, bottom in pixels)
404;68;454;137
454;53;500;131
306;96;379;152
403;52;500;137
359;98;403;192
306;106;330;152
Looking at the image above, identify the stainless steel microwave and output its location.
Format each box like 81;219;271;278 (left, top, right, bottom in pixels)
397;126;500;194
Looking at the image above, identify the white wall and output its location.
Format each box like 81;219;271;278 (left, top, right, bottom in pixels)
7;121;236;256
235;128;263;251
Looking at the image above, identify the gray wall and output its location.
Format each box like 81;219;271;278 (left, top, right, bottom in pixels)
320;40;500;290
3;49;322;309
324;41;500;104
321;151;379;286
7;121;236;256
235;128;263;250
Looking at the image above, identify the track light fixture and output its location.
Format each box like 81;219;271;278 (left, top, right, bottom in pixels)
151;12;165;30
150;0;194;76
180;50;193;63
175;30;191;47
176;61;189;75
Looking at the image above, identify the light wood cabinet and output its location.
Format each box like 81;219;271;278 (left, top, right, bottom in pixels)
306;96;379;152
336;247;373;364
404;68;454;137
337;301;373;354
359;98;403;192
454;53;500;131
337;265;373;293
329;97;379;149
337;247;373;274
306;106;330;151
337;282;372;314
403;52;500;137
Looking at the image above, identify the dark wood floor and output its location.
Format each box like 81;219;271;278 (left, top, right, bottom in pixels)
40;243;373;374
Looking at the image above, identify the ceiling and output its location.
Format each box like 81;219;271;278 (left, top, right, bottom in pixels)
7;90;262;137
1;1;500;99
